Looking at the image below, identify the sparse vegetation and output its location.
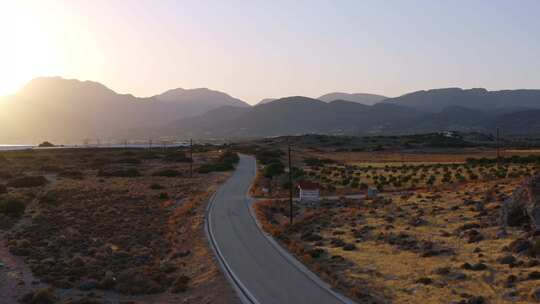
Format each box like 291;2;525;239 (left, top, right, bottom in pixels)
0;147;235;303
7;176;48;188
197;150;239;173
0;196;26;217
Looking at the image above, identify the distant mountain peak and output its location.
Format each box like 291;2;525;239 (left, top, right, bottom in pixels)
256;98;276;105
21;76;116;96
317;92;387;105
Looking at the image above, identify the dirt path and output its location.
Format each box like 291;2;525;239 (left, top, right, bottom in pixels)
0;174;58;304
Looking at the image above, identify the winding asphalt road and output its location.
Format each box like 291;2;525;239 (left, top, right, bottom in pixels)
206;154;353;304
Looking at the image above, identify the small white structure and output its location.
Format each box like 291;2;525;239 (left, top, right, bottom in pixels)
298;181;321;201
367;187;379;198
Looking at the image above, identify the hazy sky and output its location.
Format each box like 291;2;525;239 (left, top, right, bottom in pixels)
2;0;540;104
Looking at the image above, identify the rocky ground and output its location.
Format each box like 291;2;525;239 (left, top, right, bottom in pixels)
256;177;540;303
0;148;237;304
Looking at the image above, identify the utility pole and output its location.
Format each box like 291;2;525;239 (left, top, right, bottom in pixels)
496;127;500;168
190;138;193;178
288;142;293;225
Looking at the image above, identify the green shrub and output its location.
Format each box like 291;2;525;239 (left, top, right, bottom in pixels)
197;150;238;173
150;183;164;190
152;169;183;177
164;151;192;163
116;158;142;164
97;168;140;177
159;192;169;199
255;149;284;165
264;162;285;178
59;170;84;179
219;150;239;164
38;141;55;147
7;176;48;188
0;197;25;216
198;162;234;173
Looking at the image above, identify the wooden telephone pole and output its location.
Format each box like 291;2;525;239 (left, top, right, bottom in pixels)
190;139;193;178
496;127;500;167
288;142;293;225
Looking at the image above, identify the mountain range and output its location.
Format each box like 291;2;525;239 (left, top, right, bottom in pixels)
1;77;540;143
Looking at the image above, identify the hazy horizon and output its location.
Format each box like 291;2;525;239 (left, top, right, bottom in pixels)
2;0;540;104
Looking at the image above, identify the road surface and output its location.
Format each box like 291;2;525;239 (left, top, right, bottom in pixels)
206;154;353;304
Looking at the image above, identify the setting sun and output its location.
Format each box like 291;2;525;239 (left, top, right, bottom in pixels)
0;2;62;95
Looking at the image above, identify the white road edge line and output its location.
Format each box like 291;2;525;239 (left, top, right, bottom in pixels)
205;187;262;304
247;156;357;304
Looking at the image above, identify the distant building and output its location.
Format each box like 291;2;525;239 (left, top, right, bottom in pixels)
297;181;321;201
441;130;461;138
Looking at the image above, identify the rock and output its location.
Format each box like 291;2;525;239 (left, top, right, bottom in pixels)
503;290;519;300
342;243;356;251
307;248;325;258
506;274;518;287
466;296;486;304
448;272;467;281
502;173;540;231
29;288;57;304
533;288;540;301
97;271;116;290
115;268;164;295
408;217;428;227
457;222;481;231
497;255;517;265
465;230;484;243
528;271;540;280
78;279;98;291
416;277;433;285
461;262;487;271
508;238;532;254
170;275;190;293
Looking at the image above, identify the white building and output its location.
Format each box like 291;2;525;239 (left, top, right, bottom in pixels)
297;181;321;201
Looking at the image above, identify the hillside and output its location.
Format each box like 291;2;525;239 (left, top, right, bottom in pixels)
0;77;249;143
384;88;540;112
3;78;540;142
167;97;424;138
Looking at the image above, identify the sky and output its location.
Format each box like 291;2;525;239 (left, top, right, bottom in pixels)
1;0;540;104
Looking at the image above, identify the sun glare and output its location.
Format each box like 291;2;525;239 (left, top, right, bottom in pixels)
0;2;59;96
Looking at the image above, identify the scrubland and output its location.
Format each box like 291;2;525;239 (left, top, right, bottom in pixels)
0;147;237;303
252;142;540;303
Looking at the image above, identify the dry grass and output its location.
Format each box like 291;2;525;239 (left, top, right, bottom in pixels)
256;177;540;303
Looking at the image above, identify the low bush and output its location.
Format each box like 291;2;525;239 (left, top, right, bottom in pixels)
149;183;164;190
198;162;234;173
116;158;142;164
264;161;285;178
164;151;192;163
152;169;183;177
159;192;169;199
198;150;238;173
0;197;26;216
255;149;284;165
97;168;140;178
7;176;48;188
59;170;84;179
